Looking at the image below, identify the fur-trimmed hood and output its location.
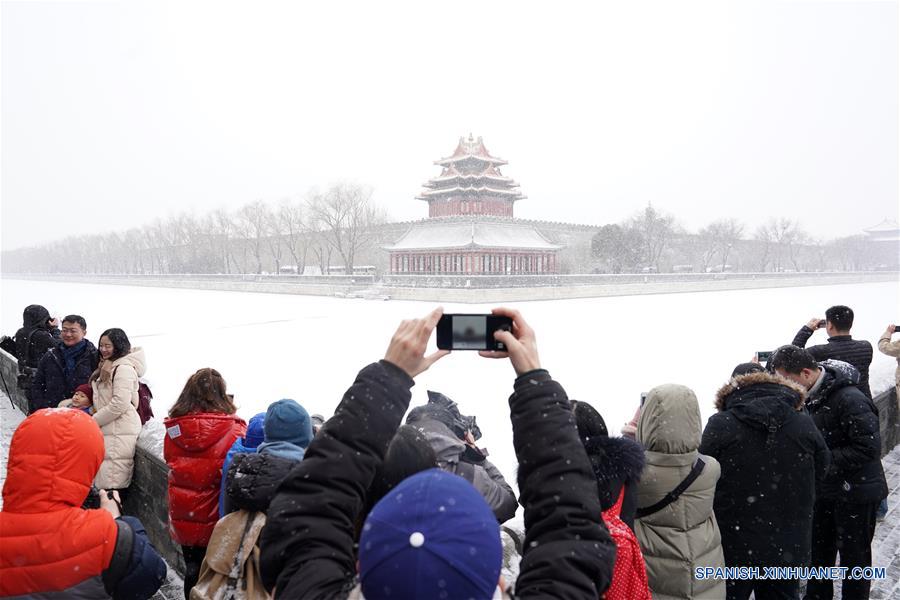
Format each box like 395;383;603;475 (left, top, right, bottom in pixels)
582;434;645;485
714;371;807;441
715;371;807;411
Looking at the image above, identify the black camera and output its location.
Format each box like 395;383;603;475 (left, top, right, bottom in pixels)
82;486;101;510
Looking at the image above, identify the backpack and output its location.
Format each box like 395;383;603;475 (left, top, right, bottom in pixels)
136;380;154;425
191;510;269;600
111;366;155;425
601;487;651;600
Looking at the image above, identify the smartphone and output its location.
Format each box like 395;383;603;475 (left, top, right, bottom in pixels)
756;350;773;364
817;320;826;329
436;314;513;351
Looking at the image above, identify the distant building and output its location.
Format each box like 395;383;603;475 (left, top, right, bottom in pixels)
864;219;900;243
384;135;563;274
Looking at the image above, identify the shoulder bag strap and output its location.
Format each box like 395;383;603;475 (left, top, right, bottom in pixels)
103;518;135;595
636;457;706;519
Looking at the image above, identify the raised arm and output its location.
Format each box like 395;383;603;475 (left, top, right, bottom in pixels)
482;308;615;598
259;308;447;599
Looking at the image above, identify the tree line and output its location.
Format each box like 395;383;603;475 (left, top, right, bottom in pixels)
589;205;889;274
2;183;387;276
1;191;892;276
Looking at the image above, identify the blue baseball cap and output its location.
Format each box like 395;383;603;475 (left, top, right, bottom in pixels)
359;468;502;600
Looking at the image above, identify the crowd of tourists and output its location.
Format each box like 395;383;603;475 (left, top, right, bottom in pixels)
0;302;897;600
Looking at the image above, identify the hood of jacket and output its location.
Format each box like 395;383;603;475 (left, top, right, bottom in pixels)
111;346;147;378
407;418;465;464
2;408;104;513
714;371;806;436
21;304;51;331
582;434;645;485
637;384;702;454
165;412;245;454
808;359;860;406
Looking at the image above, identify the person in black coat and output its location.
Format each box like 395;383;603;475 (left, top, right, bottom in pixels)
791;304;874;398
699;369;830;600
258;307;615;599
13;304;60;402
571;400;645;530
31;315;100;413
770;346;888;600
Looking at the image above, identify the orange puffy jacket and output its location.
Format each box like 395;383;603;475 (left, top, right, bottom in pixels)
0;409;118;596
164;412;246;547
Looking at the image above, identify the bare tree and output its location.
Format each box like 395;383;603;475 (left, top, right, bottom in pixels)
591;224;643;273
698;218;745;272
276;199;312;274
307;182;386;274
235;201;271;274
628;204;676;271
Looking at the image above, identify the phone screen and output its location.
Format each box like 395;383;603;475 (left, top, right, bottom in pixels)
437;314;512;351
451;315;487;350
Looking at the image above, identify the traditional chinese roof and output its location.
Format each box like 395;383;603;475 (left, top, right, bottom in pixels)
384;220;562;251
435;134;508;166
864;219;900;242
416;186;526;200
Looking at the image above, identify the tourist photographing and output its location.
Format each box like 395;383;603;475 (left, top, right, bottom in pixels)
0;409;166;599
791;305;874;398
14;304;60;409
700;366;830;600
770;345;887;600
258;307;616;599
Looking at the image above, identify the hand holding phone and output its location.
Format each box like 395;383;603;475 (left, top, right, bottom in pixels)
477;307;541;376
384;307;449;378
755;350;773;364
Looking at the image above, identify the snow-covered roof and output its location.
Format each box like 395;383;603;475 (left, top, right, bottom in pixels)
864;219;900;242
434;135;508;166
416;186;525;199
384;221;562;251
426;172;517;185
864;219;900;233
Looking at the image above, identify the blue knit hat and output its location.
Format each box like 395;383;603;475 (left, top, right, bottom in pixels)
264;399;312;448
359;469;502;600
244;412;266;449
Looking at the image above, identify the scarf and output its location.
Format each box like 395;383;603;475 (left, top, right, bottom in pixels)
61;340;88;383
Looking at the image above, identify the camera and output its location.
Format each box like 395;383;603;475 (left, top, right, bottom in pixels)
82;486;101;510
436;314;513;351
817;320;826;329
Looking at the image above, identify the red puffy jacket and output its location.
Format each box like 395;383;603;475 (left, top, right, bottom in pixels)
164;412;246;546
0;409;118;596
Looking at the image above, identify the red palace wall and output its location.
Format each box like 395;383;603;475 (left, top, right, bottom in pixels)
428;198;514;218
389;251;557;275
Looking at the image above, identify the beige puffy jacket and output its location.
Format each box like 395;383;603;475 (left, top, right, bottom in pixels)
878;336;900;388
91;347;146;489
634;384;725;600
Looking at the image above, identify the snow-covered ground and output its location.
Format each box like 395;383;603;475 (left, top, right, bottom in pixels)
1;278;898;496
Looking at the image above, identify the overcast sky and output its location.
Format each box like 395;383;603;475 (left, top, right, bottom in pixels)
1;0;897;252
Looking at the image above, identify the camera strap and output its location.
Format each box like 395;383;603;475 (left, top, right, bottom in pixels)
635;457;706;519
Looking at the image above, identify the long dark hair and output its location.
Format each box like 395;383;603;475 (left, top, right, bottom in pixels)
99;328;131;361
168;368;237;418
